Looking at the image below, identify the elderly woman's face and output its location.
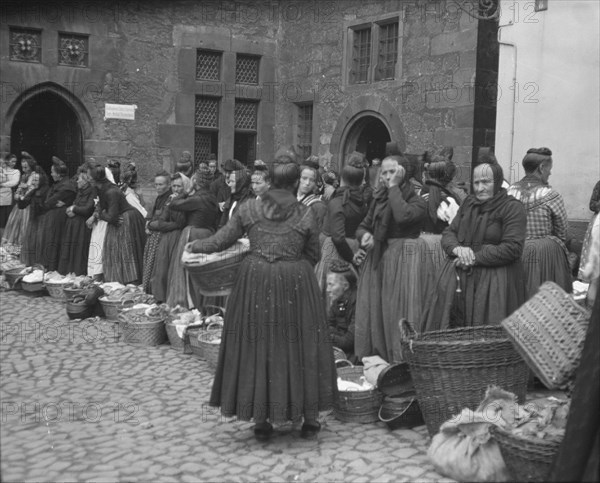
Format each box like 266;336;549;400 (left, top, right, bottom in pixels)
171;178;184;195
76;172;90;189
208;161;218;174
298;168;317;196
22;161;32;174
154;175;170;195
326;273;348;303
381;159;399;188
226;172;237;193
251;173;270;197
473;164;495;202
51;166;61;182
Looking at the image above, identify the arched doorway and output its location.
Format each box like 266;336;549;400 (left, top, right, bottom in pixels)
10;91;83;177
341;115;391;165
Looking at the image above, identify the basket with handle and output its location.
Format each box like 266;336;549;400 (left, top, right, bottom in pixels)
164;315;203;353
378;395;424;430
186;321;223;361
45;280;67;300
491;425;562;482
399;319;529;436
500;281;591;390
3;267;29;290
196;322;223;368
120;307;167;347
334;362;383;424
21;265;47;293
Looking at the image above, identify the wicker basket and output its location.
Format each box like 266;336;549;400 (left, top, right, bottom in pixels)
21;280;46;293
99;297;125;321
187;328;204;359
491;426;562;482
334;364;384;424
121;308;167;346
66;298;94;320
399;319;529;436
3;268;27;289
197;325;223;368
378;395;424;430
501;281;591;390
63;286;85;299
164;318;202;354
45;282;66;300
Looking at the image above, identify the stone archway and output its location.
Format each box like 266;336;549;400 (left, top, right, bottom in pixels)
5;82;93;177
329;96;406;168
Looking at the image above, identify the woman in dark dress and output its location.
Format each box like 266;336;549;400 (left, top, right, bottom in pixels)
167;166;220;308
20;154;49;267
38;157;77;271
218;166;253;229
88;162;146;284
314;155;368;300
150;173;188;303
58;165;96;275
186;159;337;441
142;172;172;293
421;161;527;332
355;155;431;363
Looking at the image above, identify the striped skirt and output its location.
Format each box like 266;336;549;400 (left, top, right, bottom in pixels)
2;204;30;246
103;210;146;285
523;237;572;298
142;231;162;293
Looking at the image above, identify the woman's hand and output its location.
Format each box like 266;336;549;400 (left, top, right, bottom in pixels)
85;215;95;229
360;232;374;250
66;206;75;218
452;246;476;267
218;201;226;212
56;200;66;208
352;248;367;267
388;165;406;188
184;241;197;253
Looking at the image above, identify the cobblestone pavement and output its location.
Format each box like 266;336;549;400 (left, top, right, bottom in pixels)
0;290;563;483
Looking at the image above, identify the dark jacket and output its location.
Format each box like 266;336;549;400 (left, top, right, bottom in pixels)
328;289;357;361
96;180;137;225
169;190;220;231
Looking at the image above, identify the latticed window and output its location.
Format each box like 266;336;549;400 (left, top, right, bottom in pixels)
297;103;313;160
351;28;371;84
9;28;42;63
377;22;399;80
58;33;89;67
234;101;258;130
195;96;220;128
235;54;260;85
196;49;221;81
194;131;218;167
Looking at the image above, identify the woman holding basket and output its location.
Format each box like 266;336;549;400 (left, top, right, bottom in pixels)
186;156;336;441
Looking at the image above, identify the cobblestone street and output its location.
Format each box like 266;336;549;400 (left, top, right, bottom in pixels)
1;290;456;483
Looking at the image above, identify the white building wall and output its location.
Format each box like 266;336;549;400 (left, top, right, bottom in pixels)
495;0;600;220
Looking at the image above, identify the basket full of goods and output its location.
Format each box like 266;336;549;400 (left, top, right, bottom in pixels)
19;266;47;293
334;359;384;424
98;283;152;322
119;303;169;347
63;275;95;300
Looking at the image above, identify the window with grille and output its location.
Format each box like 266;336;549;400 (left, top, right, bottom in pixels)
377;22;398;80
351;28;371;84
196;49;222;81
58;33;89;67
235;54;260;85
9;27;42;63
297;103;313;160
234;100;258;165
195;96;220;167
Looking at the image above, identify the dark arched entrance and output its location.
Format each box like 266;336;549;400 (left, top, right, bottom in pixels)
341;115;391;166
10;91;83;177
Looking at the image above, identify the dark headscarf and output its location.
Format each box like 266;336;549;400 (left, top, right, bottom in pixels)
424;157;460;221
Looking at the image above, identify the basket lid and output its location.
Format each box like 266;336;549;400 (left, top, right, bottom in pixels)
376;362;415;397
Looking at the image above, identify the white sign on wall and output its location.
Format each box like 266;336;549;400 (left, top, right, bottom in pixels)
104;103;137;120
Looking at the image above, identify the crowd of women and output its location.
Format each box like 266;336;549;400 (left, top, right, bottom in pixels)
1;144;598;441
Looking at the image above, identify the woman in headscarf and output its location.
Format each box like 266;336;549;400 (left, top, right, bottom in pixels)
87;163;115;280
150;173;188;303
19;153;48;266
218;164;253;229
3;152;36;247
167;165;220;308
421;161;527;332
88;162;146;284
420;155;467;272
314;152;368;303
354;155;431;363
250;165;271;200
507;147;572;297
186;156;336;441
297;159;327;233
38;156;77;271
58;164;96;275
142;171;172;293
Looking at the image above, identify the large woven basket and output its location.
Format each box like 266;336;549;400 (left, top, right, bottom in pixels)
196;325;223;368
501;281;591;390
66;298;94;320
4;268;26;289
399;319;529;436
491;426;562;482
99;297;124;321
121;309;167;346
187;328;204;359
21;280;46;293
45;282;66;300
334;364;383;424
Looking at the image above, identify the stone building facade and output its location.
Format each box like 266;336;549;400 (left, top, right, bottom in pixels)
1;0;496;191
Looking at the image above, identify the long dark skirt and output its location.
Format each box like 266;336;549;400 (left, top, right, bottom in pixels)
38;208;69;271
355;237;439;363
151;229;182;303
421;258;527;333
523;237;572;298
58;215;92;276
20;214;45;267
103;210;146;284
142;231;161;293
209;254;337;423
